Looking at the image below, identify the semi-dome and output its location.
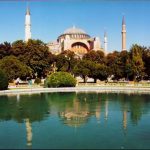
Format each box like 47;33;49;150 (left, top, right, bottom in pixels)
64;26;86;34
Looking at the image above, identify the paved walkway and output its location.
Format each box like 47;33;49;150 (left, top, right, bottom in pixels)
1;86;150;95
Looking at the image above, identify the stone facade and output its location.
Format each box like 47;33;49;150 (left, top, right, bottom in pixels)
47;26;104;57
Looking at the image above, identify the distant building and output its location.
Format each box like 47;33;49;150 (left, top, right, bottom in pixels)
24;6;127;53
47;26;105;57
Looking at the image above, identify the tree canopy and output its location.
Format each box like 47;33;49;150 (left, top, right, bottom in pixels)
0;56;32;81
0;39;150;83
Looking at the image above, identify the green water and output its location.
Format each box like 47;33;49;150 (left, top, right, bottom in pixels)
0;92;150;149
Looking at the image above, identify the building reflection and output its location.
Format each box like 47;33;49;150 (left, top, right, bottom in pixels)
25;118;32;148
123;109;127;131
17;94;20;102
104;99;108;121
58;93;104;127
59;98;90;128
95;101;101;123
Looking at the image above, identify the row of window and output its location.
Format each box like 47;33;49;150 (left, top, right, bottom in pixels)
68;34;90;39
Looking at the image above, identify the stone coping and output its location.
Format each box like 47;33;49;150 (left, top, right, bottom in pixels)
0;86;150;96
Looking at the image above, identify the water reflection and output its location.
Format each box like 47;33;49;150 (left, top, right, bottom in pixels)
105;100;108;121
0;93;150;126
0;92;150;148
25;118;32;148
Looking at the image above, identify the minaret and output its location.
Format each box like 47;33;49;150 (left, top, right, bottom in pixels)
122;16;126;51
104;31;108;54
25;6;31;42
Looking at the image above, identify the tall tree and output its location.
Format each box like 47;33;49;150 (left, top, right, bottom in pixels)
12;39;55;78
142;47;150;79
12;40;26;56
106;51;124;80
129;44;145;81
0;56;32;81
73;60;90;83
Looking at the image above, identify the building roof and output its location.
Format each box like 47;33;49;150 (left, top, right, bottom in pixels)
64;25;86;34
122;16;125;25
26;6;30;15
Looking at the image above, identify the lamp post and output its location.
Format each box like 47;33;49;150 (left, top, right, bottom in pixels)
53;62;56;73
65;55;71;72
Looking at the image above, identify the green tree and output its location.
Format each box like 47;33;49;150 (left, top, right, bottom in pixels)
0;69;8;90
0;42;12;59
12;39;55;78
74;59;108;83
106;51;124;80
73;60;90;83
56;50;78;73
142;47;150;79
12;40;26;56
120;51;131;80
129;44;145;81
92;64;109;82
0;56;32;81
83;50;105;64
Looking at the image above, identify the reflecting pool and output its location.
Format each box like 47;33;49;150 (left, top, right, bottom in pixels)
0;92;150;149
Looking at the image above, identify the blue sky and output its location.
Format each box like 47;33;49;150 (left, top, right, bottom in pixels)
0;0;150;52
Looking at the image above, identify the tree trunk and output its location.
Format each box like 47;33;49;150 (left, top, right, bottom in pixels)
94;78;97;83
83;76;88;83
83;77;86;83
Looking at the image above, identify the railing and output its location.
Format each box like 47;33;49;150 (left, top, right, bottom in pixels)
77;81;150;87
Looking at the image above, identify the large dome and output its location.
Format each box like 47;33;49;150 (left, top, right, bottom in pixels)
64;26;86;34
57;25;90;41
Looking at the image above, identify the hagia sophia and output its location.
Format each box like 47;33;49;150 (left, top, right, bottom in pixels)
25;6;126;56
47;25;105;57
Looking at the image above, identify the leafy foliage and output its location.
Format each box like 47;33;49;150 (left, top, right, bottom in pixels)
12;39;55;78
56;50;78;73
0;69;8;90
45;72;76;87
142;48;150;79
73;59;108;82
0;42;12;59
0;38;150;82
83;50;105;64
0;56;32;81
129;44;145;81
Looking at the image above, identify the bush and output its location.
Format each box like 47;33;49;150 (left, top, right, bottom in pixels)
44;72;76;87
0;69;8;90
34;78;41;85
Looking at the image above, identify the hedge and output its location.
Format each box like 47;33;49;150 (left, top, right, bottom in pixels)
44;72;76;87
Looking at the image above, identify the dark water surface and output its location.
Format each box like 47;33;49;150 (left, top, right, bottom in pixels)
0;92;150;149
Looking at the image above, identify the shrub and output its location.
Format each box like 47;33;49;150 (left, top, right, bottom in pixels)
45;72;76;87
0;69;8;90
34;78;41;85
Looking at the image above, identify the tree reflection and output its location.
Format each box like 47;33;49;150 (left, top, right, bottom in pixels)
0;93;49;123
